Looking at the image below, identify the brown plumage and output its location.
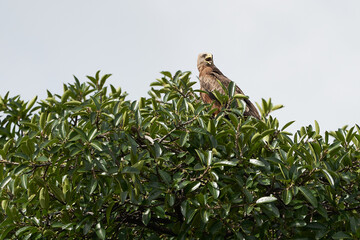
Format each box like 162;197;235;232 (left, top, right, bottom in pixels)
197;53;261;119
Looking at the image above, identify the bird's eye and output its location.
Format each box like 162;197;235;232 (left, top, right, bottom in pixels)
205;57;212;61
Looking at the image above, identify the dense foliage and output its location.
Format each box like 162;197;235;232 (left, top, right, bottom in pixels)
0;71;359;239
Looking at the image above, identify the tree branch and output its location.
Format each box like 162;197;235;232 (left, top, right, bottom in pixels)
0;160;19;165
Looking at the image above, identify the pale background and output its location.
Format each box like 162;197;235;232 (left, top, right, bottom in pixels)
1;1;359;133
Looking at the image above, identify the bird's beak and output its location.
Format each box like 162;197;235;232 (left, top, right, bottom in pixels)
204;54;212;64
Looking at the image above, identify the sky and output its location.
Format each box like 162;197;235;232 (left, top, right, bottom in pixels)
1;1;359;133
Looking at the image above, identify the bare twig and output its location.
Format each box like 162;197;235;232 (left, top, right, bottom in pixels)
0;160;19;165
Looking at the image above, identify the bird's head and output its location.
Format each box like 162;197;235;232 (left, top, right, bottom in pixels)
197;53;214;71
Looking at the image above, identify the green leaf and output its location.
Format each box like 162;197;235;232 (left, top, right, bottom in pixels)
90;141;103;151
200;209;209;223
114;113;122;127
195;105;206;115
194;163;205;171
64;100;81;106
154;142;162;158
315;120;320;135
14;164;29;176
213;160;237;167
261;203;280;218
15;226;35;236
166;194;175;207
95;70;100;80
227;81;235;97
207;119;216;135
100;74;111;88
120;191;128;203
208;182;220;199
39;112;47;129
95;223;106;240
0;176;12;190
317;204;329;220
33;176;46;188
106;201;116;224
122;167;140;174
332;231;352;239
0;225;16;240
281;121;295;131
283;189;292;205
89;179;98;195
159;169;171;185
142;209;151;226
251;132;262;144
249;159;266;167
206;150;213;166
195;149;205;165
21;175;28;190
299;186;318;207
49;183;66;203
178;180;191;190
345;126;355;143
36;156;48;162
161;71;172;78
73;127;87;141
186;181;201;193
349;216;357;234
91;96;101;110
87;75;97;85
328;142;342;156
61;90;72;103
179;132;188;147
148;190;162;201
94;159;108;172
197;193;207;206
26;96;38;111
272;104;283;111
256;196;277;204
88;128;98;141
135;109;142;125
321;169;335;187
39;187;49;209
233;94;248;99
185;208;198;224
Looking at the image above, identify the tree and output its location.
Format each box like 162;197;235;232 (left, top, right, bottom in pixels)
0;71;359;239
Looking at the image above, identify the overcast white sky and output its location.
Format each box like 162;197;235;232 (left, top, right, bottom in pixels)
1;1;359;133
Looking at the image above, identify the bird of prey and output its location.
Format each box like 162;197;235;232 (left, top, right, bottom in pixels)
197;53;260;119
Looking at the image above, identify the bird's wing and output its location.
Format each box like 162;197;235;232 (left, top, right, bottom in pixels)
199;66;230;98
199;74;221;102
198;73;223;113
209;67;232;94
210;68;261;119
210;69;247;95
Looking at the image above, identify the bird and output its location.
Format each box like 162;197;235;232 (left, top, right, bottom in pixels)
197;53;260;119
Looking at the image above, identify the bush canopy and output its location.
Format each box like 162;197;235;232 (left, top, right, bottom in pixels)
0;71;359;239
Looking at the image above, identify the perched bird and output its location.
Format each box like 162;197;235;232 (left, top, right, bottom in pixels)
197;53;260;119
